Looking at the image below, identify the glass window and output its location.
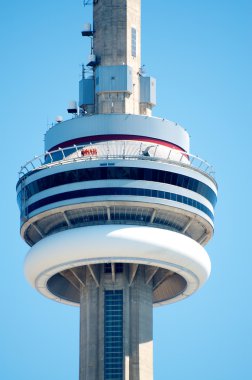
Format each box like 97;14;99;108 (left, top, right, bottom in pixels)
26;186;214;221
131;27;136;57
104;290;123;380
104;263;112;273
20;166;217;208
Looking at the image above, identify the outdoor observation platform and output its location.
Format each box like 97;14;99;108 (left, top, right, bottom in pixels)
17;135;217;250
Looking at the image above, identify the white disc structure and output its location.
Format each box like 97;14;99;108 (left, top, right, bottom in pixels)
24;225;211;307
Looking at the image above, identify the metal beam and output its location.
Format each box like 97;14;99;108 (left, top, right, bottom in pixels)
107;207;111;221
70;268;86;287
153;268;173;291
145;266;159;285
62;211;72;227
61;270;80;291
150;209;156;224
88;265;100;287
73;267;86;286
198;233;208;245
197;231;208;245
129;264;139;286
32;223;44;238
111;263;116;283
182;218;193;234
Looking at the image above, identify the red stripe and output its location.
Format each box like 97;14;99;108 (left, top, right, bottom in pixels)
49;134;185;152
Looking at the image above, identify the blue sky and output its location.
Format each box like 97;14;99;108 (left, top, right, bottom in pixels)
1;0;251;379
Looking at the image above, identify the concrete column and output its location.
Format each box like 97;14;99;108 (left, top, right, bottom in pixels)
93;0;141;68
79;270;100;380
129;266;153;380
93;0;141;115
79;264;153;380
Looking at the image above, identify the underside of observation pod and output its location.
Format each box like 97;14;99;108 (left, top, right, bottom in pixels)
24;225;211;307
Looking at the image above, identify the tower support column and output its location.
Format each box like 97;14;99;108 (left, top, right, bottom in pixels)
79;269;100;380
79;264;153;380
128;266;153;380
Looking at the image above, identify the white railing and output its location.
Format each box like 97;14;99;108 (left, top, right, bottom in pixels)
18;142;216;181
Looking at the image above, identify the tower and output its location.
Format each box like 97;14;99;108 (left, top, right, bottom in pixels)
16;1;217;379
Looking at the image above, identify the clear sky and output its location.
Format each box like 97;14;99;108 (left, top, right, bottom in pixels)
1;0;251;379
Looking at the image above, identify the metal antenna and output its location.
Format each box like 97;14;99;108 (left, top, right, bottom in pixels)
83;0;93;6
82;64;85;79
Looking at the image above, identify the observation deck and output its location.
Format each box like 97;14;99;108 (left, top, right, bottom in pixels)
17;139;217;249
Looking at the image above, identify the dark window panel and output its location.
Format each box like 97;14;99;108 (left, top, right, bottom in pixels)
26;187;214;221
19;166;217;209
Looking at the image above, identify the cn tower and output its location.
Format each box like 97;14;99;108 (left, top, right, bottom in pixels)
17;1;217;379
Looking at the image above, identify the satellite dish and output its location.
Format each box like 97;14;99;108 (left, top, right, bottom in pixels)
56;116;63;123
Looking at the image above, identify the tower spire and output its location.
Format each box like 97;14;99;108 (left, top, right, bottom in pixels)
81;0;155;115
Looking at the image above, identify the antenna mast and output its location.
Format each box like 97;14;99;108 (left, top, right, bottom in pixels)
83;0;93;6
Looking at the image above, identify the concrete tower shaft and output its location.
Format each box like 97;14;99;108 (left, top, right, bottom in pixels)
93;0;141;68
90;0;153;115
79;265;153;380
16;0;218;379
